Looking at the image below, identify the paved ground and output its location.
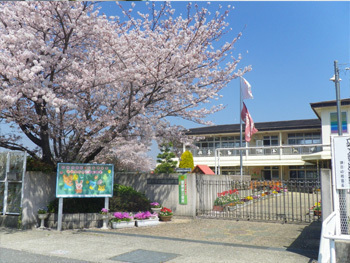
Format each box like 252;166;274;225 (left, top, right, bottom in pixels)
0;217;321;263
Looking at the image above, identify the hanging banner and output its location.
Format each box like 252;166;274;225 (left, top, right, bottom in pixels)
332;136;350;190
178;174;188;205
56;163;114;197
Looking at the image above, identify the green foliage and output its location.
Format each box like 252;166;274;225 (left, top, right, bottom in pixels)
48;198;104;214
109;184;151;212
179;150;194;169
154;142;177;174
26;157;55;173
47;184;151;213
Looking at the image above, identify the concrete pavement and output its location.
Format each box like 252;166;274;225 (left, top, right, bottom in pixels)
0;217;320;263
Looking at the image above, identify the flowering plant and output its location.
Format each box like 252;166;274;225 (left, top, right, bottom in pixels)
99;208;109;215
312;201;321;211
134;211;157;220
214;189;239;206
38;207;48;214
150;202;161;208
272;186;282;193
111;212;133;222
159;207;173;216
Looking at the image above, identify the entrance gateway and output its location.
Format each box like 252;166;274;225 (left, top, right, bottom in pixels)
196;178;322;223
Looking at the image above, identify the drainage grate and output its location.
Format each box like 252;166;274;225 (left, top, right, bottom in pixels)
110;249;179;263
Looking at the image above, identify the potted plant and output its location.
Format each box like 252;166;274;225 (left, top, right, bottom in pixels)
37;207;48;229
159;207;173;222
110;212;135;229
134;211;159;227
99;208;110;229
312;201;322;216
150;202;162;214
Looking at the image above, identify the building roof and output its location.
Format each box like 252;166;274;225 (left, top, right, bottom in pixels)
186;119;321;136
310;98;350;119
310;98;350;108
192;165;215;175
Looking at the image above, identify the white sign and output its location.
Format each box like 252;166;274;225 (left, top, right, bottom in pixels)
332;136;350;190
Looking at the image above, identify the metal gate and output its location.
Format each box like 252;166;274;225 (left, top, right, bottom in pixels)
196;179;322;223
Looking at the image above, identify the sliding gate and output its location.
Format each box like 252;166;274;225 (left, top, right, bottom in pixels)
196;179;322;223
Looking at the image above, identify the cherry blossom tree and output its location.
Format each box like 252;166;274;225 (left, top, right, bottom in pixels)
0;1;250;170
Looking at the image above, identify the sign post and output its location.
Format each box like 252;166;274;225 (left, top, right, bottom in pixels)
331;136;350;235
56;163;114;231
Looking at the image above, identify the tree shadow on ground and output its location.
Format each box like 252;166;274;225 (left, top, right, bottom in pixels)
286;221;321;261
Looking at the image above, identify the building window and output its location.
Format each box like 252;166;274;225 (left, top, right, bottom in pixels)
330;112;348;134
262;166;279;180
263;136;278;146
195;136;245;149
220;166;245;175
287;133;321;145
289;166;317;180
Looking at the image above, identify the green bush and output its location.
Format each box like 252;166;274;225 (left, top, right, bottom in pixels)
26;157;55;173
47;184;151;213
109;184;151;212
47;198;104;214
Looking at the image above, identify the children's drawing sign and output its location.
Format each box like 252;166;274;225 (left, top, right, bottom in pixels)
56;163;114;197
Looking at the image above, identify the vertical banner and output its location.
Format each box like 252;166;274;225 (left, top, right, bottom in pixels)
178;174;188;205
56;163;114;197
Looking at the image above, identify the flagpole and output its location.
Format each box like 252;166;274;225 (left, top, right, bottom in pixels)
239;77;243;183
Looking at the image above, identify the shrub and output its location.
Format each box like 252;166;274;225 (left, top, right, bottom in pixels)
26;157;55;173
179;150;194;169
109;184;151;212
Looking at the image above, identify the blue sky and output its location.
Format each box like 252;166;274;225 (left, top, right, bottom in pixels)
1;1;349;162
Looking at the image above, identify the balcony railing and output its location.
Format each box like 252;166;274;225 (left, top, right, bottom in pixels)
191;144;326;157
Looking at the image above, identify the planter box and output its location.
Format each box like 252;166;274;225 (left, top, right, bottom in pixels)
213;206;224;212
151;208;161;214
314;210;321;217
159;215;172;222
135;218;159;227
228;206;237;212
111;221;135;229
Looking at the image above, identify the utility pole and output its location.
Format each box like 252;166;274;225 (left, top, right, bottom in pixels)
333;60;342;136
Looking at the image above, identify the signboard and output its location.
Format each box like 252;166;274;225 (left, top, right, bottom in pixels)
178;174;188;205
56;163;114;197
332;136;350;190
147;178;178;185
175;168;192;173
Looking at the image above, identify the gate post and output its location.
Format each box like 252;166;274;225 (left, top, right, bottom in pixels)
320;169;333;222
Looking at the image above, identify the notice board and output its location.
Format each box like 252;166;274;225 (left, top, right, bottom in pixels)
56;163;114;197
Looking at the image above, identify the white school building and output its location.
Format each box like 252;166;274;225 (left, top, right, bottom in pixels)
184;99;350;180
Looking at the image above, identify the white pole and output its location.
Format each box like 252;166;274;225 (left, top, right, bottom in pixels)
214;149;217;175
57;198;63;231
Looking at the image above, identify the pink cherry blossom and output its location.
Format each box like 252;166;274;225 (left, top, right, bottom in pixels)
0;2;250;171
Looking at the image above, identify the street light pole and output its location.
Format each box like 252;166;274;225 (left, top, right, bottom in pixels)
333;60;342;136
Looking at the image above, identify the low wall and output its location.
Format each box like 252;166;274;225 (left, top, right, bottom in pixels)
46;213;102;230
0;215;19;228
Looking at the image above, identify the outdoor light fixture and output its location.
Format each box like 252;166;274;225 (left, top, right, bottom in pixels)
329;75;342;82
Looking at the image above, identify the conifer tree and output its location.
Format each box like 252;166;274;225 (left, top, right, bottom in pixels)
179;151;194;169
154;143;178;174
